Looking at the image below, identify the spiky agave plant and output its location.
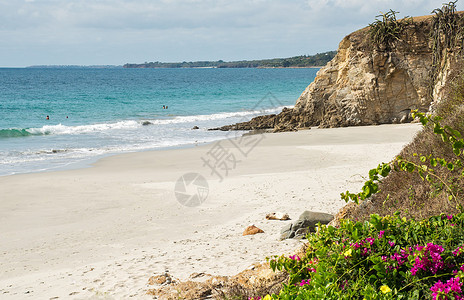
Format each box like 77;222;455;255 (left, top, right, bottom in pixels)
369;9;412;50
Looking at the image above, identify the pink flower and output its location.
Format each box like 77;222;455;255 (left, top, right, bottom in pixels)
411;243;444;276
453;246;464;256
388;241;395;247
298;279;311;286
365;237;375;246
430;277;463;300
307;267;316;273
378;230;385;239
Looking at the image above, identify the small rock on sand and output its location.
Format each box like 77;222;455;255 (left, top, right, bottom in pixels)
243;225;264;236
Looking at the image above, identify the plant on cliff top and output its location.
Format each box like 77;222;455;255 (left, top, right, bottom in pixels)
369;10;412;50
430;0;464;99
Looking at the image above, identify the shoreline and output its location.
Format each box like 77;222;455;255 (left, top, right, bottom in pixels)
0;124;421;299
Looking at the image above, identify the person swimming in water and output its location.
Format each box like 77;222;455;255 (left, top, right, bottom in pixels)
46;115;49;120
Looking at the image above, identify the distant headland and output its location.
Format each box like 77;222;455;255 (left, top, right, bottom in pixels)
123;51;336;69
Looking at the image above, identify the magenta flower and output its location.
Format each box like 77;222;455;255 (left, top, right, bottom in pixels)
307;267;316;272
411;243;445;276
298;279;311;286
378;230;385;239
365;237;375;246
430;277;463;300
453;246;464;256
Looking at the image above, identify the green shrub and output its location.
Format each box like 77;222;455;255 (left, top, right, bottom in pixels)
261;213;464;299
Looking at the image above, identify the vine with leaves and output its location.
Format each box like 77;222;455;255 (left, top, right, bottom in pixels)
342;111;464;212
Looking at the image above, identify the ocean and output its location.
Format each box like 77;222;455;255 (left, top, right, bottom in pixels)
0;67;318;176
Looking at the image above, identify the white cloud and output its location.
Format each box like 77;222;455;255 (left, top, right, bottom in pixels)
0;0;461;66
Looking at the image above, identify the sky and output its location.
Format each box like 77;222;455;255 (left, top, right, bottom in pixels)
0;0;460;67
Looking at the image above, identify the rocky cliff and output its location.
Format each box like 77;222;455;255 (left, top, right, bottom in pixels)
212;14;462;132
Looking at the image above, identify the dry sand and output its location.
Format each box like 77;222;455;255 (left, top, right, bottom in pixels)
0;124;421;299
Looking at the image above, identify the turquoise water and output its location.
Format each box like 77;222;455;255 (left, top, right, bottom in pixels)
0;68;318;176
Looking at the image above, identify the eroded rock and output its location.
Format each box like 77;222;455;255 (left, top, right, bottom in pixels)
212;16;460;132
280;211;334;240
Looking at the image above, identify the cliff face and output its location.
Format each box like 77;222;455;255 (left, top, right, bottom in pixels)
292;26;433;128
213;15;459;132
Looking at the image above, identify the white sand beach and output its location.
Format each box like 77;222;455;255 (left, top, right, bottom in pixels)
0;124;421;299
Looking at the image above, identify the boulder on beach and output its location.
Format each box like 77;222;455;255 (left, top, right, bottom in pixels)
243;225;264;236
192;126;199;130
280;210;334;240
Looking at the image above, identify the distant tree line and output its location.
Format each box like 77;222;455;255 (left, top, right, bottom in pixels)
123;51;336;69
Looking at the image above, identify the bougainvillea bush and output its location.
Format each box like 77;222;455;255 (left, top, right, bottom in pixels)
260;213;464;299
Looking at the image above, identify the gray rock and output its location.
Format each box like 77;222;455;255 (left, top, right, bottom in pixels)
192;126;199;130
294;228;310;239
280;210;334;240
279;223;294;240
296;211;334;231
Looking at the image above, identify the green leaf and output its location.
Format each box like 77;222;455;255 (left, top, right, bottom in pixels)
434;123;444;134
406;163;415;172
363;184;371;197
411;289;420;300
368;274;377;283
430;158;437;167
420;156;427;162
442;133;448;142
454;140;464;149
380;164;391;177
445;126;462;138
